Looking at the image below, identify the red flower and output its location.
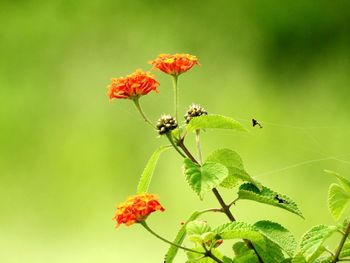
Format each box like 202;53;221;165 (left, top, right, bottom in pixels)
113;193;165;227
150;54;199;76
108;70;159;101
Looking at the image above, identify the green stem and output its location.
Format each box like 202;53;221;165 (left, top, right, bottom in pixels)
332;221;350;263
195;130;203;165
172;75;180;137
133;98;155;129
174;138;264;263
140;221;203;255
166;133;186;158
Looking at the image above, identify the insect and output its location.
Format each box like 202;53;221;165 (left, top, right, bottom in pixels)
252;118;263;128
274;195;288;204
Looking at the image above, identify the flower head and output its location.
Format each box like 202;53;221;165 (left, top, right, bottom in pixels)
156;114;178;135
108;70;159;101
184;104;208;123
150;54;199;76
113;193;165;227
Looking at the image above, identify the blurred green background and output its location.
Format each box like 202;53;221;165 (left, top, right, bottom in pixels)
1;1;350;262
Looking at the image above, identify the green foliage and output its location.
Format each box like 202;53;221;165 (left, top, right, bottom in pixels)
254;220;297;256
186;114;247;133
252;236;285;263
183;158;229;199
232;242;259;263
328;184;350;221
237;183;304;218
206;148;262;189
165;211;202;263
186;220;216;244
326;170;350;221
291;253;307;263
214;222;263;241
136;145;171;194
299;224;337;261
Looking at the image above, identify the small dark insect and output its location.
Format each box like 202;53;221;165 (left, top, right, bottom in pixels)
274;195;288;204
252;118;263;128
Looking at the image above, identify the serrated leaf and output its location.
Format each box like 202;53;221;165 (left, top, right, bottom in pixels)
165;211;202;263
238;183;304;218
136;145;171;194
184;158;229;199
252;237;285;263
187;114;247;133
214;222;263;242
254;220;297;256
325;170;350;193
340;239;350;258
328;183;350;221
206;148;262;190
299;225;337;261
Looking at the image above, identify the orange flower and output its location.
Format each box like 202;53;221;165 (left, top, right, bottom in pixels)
113;193;165;227
150;53;199;76
108;70;159;100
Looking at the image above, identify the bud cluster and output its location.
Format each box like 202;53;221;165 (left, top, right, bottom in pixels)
184;104;208;123
156;115;178;135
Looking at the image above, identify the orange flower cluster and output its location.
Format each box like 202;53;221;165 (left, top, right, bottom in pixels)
108;70;159;100
113;193;165;227
150;53;199;76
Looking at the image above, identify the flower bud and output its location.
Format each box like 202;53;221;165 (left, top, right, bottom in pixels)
184;104;208;123
156;114;178;135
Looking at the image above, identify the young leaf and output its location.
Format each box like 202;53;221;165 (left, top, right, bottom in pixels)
254;220;297;256
237;183;304;218
328;183;350;221
186;220;212;236
183;158;229;200
325;170;350;193
165;211;202;263
206;148;262;190
186;114;247;133
299;224;337;261
136;145;171;194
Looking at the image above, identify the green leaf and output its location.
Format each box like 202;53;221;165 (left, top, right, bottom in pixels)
325;170;350;193
252;237;285;263
340;239;350;258
254;220;297;256
328;183;350;221
237;183;304;218
165;211;202;263
183;158;229;199
206;148;262;190
136;145;171;194
299;225;337;261
186;114;247;133
214;222;263;241
232;242;259;263
186;220;212;236
291;252;307;263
